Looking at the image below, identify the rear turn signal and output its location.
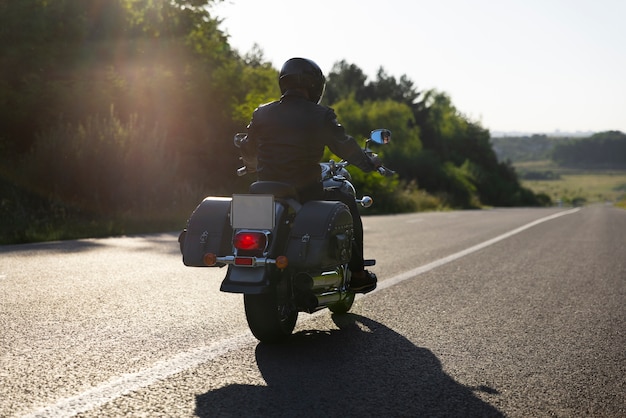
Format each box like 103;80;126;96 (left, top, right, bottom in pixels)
275;255;288;270
203;253;217;266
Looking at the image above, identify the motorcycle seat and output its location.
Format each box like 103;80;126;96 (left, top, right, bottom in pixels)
249;181;299;199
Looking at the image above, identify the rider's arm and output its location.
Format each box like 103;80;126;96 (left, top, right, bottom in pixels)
324;109;377;172
242;112;260;171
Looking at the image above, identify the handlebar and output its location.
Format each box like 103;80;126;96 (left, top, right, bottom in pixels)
238;162;394;177
377;165;395;177
333;159;394;176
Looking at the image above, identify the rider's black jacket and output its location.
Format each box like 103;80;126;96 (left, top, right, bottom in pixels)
241;90;376;191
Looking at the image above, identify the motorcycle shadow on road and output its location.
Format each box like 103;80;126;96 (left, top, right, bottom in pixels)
195;314;503;417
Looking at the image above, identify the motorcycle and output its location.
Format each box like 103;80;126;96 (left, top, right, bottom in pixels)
179;129;394;343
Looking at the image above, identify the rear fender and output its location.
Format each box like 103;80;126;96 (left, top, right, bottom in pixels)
220;265;270;294
220;199;296;294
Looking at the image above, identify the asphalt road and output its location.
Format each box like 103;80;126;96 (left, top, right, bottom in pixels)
1;205;625;417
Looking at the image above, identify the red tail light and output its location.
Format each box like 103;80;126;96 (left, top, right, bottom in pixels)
233;231;267;251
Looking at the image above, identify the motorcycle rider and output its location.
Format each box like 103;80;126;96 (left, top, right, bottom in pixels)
240;57;380;293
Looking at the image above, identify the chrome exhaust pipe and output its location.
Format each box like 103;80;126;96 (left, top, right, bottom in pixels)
294;271;342;291
296;290;343;313
314;290;342;306
294;271;344;312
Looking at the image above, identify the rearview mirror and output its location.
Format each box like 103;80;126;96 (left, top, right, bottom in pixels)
369;129;391;145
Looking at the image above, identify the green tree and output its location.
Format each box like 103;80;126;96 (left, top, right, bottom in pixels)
0;0;252;236
323;60;369;106
326;97;422;212
325;62;538;208
552;131;626;168
230;46;281;125
0;0;231;155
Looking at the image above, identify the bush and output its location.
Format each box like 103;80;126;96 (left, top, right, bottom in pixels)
20;109;181;214
0;109;209;243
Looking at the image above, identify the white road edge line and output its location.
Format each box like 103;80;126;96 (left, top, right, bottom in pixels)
23;208;580;418
373;207;581;292
22;332;258;418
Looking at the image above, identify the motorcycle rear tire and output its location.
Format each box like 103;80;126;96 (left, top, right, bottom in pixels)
244;292;298;344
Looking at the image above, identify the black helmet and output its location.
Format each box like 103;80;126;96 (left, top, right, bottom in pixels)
279;58;326;104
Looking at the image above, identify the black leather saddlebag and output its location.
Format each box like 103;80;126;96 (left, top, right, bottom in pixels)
285;201;353;270
180;197;233;267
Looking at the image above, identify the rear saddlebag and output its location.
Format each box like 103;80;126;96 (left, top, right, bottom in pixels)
285;200;353;270
180;197;233;267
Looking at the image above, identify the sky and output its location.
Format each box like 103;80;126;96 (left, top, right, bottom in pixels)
211;0;626;135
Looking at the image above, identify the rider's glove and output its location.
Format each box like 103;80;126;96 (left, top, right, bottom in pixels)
368;153;383;169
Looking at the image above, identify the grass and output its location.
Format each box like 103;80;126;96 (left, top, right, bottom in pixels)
4;155;623;245
515;160;626;205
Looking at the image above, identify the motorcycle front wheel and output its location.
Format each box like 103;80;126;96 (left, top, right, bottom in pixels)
244;291;298;344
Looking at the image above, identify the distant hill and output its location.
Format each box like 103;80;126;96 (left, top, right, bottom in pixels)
491;130;595;138
492;131;626;169
491;134;570;163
